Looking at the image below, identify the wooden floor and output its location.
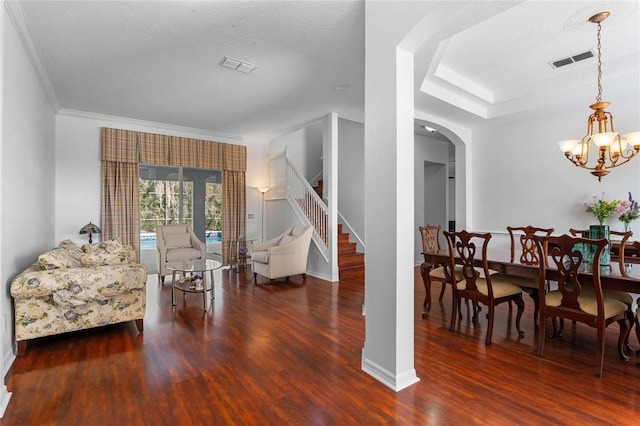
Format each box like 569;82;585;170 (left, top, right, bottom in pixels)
3;266;640;425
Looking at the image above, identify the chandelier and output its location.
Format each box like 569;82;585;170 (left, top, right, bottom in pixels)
557;11;640;181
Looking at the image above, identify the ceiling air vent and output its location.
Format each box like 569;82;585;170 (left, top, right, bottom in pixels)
549;50;595;69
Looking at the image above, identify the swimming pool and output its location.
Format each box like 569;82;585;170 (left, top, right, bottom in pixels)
140;231;222;250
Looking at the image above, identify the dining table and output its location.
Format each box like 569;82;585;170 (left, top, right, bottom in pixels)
424;248;640;294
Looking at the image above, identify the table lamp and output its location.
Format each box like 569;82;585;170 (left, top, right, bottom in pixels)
79;222;101;244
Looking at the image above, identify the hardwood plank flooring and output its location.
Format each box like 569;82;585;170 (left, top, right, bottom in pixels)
3;267;640;425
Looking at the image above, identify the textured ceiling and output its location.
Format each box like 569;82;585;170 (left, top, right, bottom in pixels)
14;1;640;143
19;0;365;142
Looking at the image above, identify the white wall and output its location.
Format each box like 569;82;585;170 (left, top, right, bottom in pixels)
337;118;364;248
55;112;268;245
268;119;323;183
1;4;56;393
471;94;640;250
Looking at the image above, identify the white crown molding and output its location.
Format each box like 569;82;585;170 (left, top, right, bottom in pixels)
4;1;59;111
57;109;245;144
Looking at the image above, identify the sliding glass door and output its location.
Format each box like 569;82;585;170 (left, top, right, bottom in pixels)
139;164;222;251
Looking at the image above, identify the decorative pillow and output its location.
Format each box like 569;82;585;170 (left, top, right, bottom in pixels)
80;252;131;267
58;239;84;256
279;235;296;246
81;240;134;266
83;240;128;254
290;226;308;237
38;247;82;270
164;233;192;249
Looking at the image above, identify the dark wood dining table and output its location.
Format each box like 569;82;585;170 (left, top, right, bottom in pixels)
425;248;640;294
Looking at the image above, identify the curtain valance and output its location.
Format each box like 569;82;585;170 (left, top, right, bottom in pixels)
100;127;246;171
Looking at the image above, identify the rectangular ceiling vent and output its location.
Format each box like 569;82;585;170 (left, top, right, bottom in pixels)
219;56;257;74
549;50;595;69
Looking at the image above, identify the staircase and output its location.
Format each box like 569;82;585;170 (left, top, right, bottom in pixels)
314;180;364;280
338;224;365;280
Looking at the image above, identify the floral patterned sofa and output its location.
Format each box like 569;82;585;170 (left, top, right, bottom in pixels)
10;239;147;355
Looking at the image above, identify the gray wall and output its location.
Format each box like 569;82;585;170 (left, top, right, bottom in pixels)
337;118;364;246
414;134;450;264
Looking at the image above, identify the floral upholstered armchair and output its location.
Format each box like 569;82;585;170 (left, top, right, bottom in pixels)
10;239;147;355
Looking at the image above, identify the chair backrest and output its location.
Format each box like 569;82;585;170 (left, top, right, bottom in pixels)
533;234;607;317
611;230;633;274
571;228;632;274
507;226;554;265
568;228;588;237
419;225;441;256
443;230;492;296
157;224;197;249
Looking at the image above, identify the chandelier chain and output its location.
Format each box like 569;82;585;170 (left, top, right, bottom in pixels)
596;22;602;103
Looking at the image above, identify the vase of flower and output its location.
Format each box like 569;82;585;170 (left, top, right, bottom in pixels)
589;224;610;266
618;192;640;234
584;193;621;266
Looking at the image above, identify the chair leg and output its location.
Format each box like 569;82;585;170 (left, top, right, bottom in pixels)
438;282;446;301
253;272;257;283
551;317;563;338
450;296;459;332
617;317;631;362
623;308;634;354
485;304;495;346
537;312;546;357
527;289;540;331
420;263;432;317
595;325;605;377
514;295;525;338
635;314;640;355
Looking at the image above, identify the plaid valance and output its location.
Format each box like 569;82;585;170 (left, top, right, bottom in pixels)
100;127;246;171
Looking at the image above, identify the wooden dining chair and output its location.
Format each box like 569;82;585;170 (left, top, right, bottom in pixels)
418;225;463;317
443;230;524;345
567;229;634;351
491;226;554;331
630;240;640;356
532;234;631;377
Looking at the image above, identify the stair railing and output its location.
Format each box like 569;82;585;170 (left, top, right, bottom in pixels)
267;151;328;255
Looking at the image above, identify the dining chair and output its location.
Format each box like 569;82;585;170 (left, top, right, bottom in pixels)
491;225;554;331
418;225;463;317
443;230;525;345
568;229;634;351
630;240;640;355
532;234;631;377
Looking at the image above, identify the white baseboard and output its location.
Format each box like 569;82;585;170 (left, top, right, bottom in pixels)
361;349;420;392
0;385;11;418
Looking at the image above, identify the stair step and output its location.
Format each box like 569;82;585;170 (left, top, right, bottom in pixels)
339;252;365;269
339;265;364;281
337;223;364;272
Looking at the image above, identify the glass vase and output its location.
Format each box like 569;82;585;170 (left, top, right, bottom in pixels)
589;224;610;266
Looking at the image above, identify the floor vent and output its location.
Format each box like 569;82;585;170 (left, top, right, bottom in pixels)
549;50;594;69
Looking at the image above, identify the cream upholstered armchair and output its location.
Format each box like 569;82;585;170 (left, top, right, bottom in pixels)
156;224;206;283
251;225;313;283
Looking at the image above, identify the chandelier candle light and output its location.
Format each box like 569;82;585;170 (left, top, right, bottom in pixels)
557;11;640;181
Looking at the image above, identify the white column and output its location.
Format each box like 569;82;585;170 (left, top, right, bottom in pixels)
0;0;14;416
361;3;419;391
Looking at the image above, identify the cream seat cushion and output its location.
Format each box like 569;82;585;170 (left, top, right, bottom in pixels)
545;291;628;318
581;287;634;305
491;273;538;290
456;275;523;298
429;265;464;281
166;248;202;261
